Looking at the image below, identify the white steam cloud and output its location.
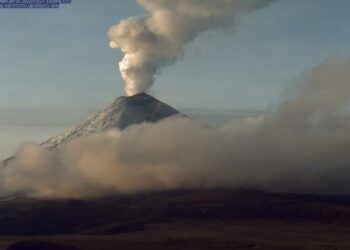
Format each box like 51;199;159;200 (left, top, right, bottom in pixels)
2;56;350;198
108;0;275;96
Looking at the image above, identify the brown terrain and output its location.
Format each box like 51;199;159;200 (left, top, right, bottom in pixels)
1;189;350;249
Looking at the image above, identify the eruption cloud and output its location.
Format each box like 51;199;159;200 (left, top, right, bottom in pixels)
2;56;350;198
108;0;275;96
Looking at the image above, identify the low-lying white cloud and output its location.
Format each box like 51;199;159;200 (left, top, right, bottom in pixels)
2;56;350;198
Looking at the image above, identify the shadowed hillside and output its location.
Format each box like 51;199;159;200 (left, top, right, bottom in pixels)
2;189;350;235
2;189;350;249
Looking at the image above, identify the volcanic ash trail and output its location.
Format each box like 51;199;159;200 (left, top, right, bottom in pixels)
108;0;276;96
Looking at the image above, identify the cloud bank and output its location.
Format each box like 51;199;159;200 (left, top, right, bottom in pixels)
108;0;275;96
2;56;350;198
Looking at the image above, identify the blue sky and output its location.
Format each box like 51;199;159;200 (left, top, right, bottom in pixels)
1;0;350;110
1;0;350;157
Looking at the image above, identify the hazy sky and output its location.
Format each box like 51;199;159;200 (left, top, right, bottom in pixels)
1;0;350;158
1;0;350;110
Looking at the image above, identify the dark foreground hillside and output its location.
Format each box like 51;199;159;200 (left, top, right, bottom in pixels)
1;189;350;249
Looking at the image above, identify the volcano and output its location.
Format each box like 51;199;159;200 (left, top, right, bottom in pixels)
42;93;180;149
2;93;180;166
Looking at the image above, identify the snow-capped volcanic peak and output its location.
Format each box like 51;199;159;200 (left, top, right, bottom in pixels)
41;93;179;149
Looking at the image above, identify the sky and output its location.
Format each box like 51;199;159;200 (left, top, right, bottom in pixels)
1;0;350;158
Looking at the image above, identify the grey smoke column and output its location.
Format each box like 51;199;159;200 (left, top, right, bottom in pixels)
108;0;275;96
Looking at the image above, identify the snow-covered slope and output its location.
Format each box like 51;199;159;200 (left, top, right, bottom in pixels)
41;93;180;149
1;93;179;167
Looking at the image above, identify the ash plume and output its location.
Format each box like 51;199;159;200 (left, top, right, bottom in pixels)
2;56;350;198
108;0;275;96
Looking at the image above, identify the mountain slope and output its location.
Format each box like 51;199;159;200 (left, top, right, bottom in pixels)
41;93;179;149
1;93;180;166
